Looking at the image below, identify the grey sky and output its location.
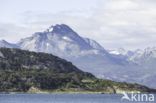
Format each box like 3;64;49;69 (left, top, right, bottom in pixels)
0;0;156;50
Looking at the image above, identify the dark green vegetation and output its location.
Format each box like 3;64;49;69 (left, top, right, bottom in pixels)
0;48;155;93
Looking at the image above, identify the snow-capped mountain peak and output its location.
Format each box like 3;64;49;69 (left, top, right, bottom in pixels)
143;47;156;57
17;24;107;58
46;24;76;35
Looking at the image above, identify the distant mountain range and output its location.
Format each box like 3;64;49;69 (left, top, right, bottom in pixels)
0;24;156;88
109;47;156;65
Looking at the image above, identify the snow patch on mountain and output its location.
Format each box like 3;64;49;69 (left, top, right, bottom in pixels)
62;36;73;42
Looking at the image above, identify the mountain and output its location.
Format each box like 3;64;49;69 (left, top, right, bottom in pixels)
1;24;156;88
0;40;18;48
108;48;134;57
108;48;127;55
0;48;155;93
129;47;156;65
0;47;89;74
84;38;105;51
109;47;156;65
16;24;128;78
17;24;107;58
109;47;156;88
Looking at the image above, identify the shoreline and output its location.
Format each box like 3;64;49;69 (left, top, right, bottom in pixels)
1;91;155;95
0;91;111;94
1;92;156;95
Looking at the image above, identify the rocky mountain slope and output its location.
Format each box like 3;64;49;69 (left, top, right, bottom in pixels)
17;24;109;58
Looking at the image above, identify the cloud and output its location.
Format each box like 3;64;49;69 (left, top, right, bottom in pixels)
0;0;156;50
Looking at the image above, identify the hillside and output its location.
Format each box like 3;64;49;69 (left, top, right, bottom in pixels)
1;24;156;89
0;48;155;93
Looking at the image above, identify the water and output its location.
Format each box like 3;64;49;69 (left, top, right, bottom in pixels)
0;94;155;103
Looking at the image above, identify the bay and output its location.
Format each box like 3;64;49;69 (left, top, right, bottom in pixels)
0;94;155;103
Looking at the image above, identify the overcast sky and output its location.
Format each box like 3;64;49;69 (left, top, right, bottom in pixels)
0;0;156;50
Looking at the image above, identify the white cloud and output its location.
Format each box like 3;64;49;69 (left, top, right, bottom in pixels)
0;0;156;50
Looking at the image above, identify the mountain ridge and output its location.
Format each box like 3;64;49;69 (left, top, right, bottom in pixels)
0;24;156;88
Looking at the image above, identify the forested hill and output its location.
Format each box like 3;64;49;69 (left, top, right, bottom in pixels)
0;48;155;93
0;47;92;73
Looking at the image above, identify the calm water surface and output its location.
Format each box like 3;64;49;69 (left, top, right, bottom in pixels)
0;94;155;103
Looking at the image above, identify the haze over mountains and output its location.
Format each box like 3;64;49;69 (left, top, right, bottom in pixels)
0;24;156;88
